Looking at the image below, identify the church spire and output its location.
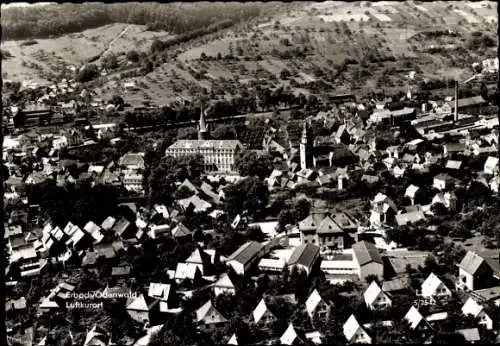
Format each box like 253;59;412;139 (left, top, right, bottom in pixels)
198;104;208;140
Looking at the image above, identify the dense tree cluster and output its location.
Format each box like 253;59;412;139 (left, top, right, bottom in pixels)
2;3;267;41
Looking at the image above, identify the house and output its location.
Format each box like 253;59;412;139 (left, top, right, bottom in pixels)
280;323;305;345
174;262;201;284
118;153;145;171
227;333;238;345
111;217;132;239
213;274;236;297
445;159;462;171
395;209;426;227
457;251;495;291
461;297;493;330
147;283;174;303
404;306;432;334
196;300;227;330
6;297;27;312
470;286;500;306
364;281;392;310
369;193;397;227
171;223;192;240
334;124;350;145
126;294;157;324
433;173;453;191
343;315;371;344
305;289;330;320
83;325;108;346
431;192;457;210
457;328;480;343
185;248;213;275
122;172;143;193
226;241;265;275
484;156;499;175
404;184;423;205
443;143;466;157
287;243;320;276
177;194;212;213
420;273;452;302
305;331;324;345
352;241;384;281
253;298;278;329
316;214;345;250
83;221;104;244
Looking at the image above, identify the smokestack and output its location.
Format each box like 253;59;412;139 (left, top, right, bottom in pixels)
454;80;458;123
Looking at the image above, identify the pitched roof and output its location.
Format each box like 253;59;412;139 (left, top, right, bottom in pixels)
178;179;199;193
177;194;212;212
343;315;364;342
253;298;276;323
305;289;325;316
446;160;462;170
175;262;199;281
395;210;426;227
280;324;302;345
227;333;238;345
228;241;264;265
196;300;227;324
405;184;420;198
405;306;425;329
458;251;487;275
118;153;145;168
446;95;487;109
352;241;383;266
171;223;192;238
288;243;320;269
421;272;449;297
167;140;243;151
462;297;484;317
298;213;326;231
101;216;116;231
112;217;131;236
148;283;171;301
317;215;343;234
186;248;210;265
126;294;149;311
214;274;235;289
364;281;387;305
457;328;480;342
84;325;108;346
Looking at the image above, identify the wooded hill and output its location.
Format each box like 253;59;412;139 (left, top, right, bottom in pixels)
1;2;273;41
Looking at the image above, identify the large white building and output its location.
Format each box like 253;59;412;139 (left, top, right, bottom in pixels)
165;108;244;173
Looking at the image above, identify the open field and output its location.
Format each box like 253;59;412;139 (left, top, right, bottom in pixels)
1;23;173;85
2;1;497;105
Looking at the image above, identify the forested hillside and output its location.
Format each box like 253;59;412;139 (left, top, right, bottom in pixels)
1;2;268;41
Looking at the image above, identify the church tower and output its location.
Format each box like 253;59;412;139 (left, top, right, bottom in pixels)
300;120;313;169
198;104;208;140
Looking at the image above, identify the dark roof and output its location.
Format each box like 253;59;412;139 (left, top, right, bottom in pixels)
447;96;487;109
288;243;320;269
111;266;131;276
228;241;264;265
352;241;383;266
112;217;131;236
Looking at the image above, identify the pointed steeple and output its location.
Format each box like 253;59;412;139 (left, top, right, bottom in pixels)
198;104;208;140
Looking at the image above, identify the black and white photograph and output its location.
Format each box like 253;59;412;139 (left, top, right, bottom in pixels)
1;1;500;345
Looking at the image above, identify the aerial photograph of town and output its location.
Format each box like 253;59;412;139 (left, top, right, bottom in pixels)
1;1;499;345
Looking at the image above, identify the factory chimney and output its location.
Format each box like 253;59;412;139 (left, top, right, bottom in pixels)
454;80;459;123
